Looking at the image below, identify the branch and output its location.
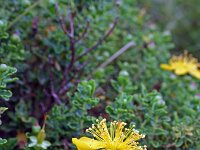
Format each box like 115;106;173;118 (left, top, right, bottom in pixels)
48;56;62;105
63;14;75;75
31;17;39;37
75;61;89;71
59;12;76;95
89;41;135;79
75;20;90;43
76;17;118;60
58;60;88;95
69;12;74;38
54;3;70;36
62;138;69;150
166;143;176;149
97;41;135;69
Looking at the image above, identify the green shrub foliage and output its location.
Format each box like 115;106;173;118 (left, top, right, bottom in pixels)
0;64;17;145
0;64;17;101
0;0;199;150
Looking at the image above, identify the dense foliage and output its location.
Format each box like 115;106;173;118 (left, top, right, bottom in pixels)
0;0;199;150
0;64;17;145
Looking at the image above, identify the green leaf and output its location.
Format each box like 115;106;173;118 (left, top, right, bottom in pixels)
0;90;12;101
154;128;168;136
150;141;160;148
175;139;184;147
0;64;17;101
0;138;7;145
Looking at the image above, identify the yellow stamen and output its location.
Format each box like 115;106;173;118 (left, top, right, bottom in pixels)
72;119;146;150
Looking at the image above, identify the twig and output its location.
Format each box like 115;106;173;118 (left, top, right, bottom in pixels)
54;3;70;36
75;61;89;71
54;2;76;94
92;41;135;75
58;10;76;95
166;143;176;149
58;61;89;95
62;138;69;150
75;20;90;43
48;56;62;105
8;0;41;29
76;17;118;60
62;13;75;74
69;12;74;38
31;17;39;37
61;40;134;94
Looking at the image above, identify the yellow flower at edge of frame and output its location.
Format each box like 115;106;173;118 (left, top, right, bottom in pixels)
160;51;200;79
72;119;147;150
72;137;106;150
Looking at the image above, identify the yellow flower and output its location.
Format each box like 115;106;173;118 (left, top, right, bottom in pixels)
160;51;200;79
72;119;146;150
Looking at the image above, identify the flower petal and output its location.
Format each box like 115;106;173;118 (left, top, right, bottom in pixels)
72;137;106;150
40;141;51;149
160;64;173;71
189;70;200;79
174;67;188;75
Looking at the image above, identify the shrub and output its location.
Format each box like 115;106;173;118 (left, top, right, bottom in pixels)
0;0;199;150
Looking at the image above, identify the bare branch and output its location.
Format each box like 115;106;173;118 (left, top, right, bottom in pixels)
75;20;90;43
55;3;70;36
59;12;76;95
48;56;62;105
69;13;74;38
76;61;89;71
88;41;135;79
97;41;135;69
76;17;118;60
